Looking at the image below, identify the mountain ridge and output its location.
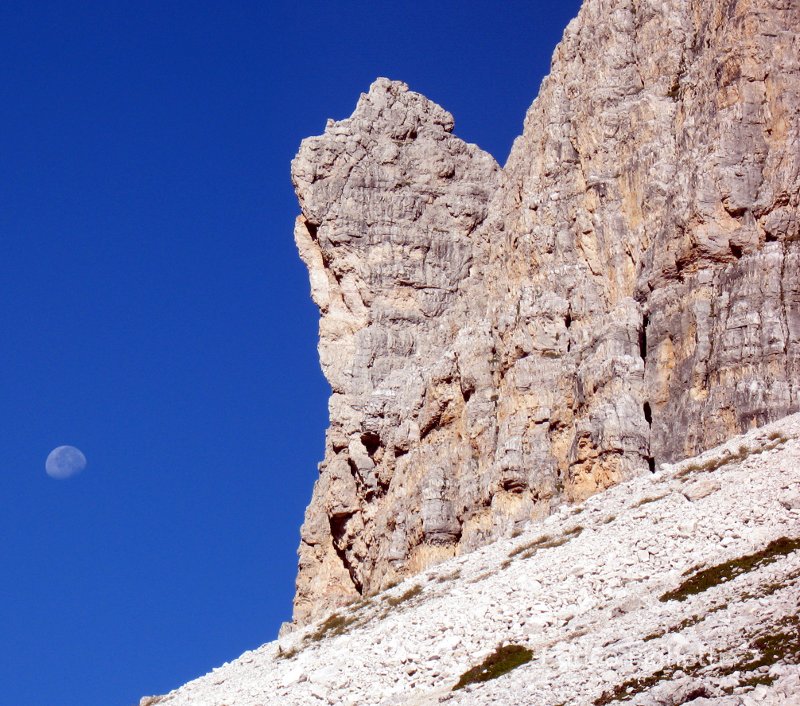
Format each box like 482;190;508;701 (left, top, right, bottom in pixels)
291;0;800;624
140;0;800;700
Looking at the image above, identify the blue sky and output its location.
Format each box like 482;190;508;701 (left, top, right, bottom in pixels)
0;1;582;704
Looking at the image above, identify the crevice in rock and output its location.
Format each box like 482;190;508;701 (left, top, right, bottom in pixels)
639;314;649;363
329;513;363;595
361;432;381;458
565;310;573;353
644;402;655;472
347;457;376;500
500;477;527;494
425;519;463;546
303;218;319;243
729;241;743;259
780;242;789;359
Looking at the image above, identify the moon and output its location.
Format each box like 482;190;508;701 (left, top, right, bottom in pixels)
45;445;87;479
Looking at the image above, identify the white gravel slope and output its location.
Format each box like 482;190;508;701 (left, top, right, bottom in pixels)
142;415;800;706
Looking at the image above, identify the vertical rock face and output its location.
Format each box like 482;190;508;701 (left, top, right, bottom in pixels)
291;0;799;624
291;80;501;620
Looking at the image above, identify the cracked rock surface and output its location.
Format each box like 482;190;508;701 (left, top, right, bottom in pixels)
291;0;800;623
143;415;800;705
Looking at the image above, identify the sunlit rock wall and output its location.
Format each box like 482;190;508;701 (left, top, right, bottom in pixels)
291;0;799;624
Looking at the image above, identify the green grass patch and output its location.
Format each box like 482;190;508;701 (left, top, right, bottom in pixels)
594;662;709;704
453;644;533;691
720;613;800;679
599;609;800;703
660;536;800;602
741;567;800;601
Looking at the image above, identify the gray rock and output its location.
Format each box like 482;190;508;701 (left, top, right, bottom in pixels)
683;479;722;502
292;0;800;624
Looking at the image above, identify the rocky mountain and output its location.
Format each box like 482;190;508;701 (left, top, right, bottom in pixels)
142;414;800;705
290;0;800;625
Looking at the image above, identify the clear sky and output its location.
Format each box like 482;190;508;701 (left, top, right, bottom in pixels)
0;1;582;704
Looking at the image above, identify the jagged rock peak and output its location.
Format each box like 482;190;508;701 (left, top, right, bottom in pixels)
292;78;463;227
292;0;800;625
291;73;501;624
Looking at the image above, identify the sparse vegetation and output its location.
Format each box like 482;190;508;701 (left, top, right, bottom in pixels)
436;569;462;583
676;435;787;478
507;526;584;562
384;583;423;607
677;447;748;477
467;570;493;584
379;579;401;594
277;595;381;659
642;603;726;642
719;613;800;682
594;660;710;705
660;536;800;602
511;527;583;556
729;670;775;692
452;644;533;691
767;430;790;444
508;535;550;558
741;567;800;601
342;595;369;611
309;611;360;642
632;493;669;508
599;609;800;703
276;643;301;660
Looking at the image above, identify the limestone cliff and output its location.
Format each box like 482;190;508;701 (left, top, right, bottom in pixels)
291;0;799;624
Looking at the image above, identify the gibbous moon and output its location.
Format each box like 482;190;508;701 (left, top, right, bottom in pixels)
45;445;87;479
